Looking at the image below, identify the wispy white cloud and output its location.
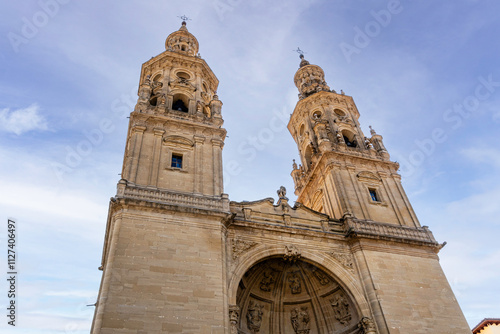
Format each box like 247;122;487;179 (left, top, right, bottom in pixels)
45;290;98;298
0;104;48;135
461;147;500;169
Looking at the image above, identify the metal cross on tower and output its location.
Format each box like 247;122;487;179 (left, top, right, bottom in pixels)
178;15;191;23
293;47;306;58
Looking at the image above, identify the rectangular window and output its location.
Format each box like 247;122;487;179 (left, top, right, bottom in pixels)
369;189;379;202
171;154;183;168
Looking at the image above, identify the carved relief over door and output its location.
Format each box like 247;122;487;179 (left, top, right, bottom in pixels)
236;257;361;333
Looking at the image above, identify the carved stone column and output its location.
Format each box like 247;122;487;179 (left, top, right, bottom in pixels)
229;305;240;334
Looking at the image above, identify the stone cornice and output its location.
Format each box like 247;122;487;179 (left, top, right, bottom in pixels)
344;218;441;249
130;112;227;134
116;182;230;212
140;50;219;90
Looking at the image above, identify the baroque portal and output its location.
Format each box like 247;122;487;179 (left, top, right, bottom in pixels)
236;257;360;334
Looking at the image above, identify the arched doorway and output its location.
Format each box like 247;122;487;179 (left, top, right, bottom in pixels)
236;257;361;333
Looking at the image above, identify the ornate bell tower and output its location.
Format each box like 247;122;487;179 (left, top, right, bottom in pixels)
289;54;416;227
121;19;225;198
285;54;471;333
91;20;230;333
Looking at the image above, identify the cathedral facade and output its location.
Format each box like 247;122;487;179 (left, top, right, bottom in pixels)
90;22;471;333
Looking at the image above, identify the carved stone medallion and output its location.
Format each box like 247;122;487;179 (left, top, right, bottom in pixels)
232;239;258;260
329;251;354;272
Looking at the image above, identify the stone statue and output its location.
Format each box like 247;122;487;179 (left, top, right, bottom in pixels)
364;137;373;149
288;272;302;294
330;294;351;325
291;306;310;334
259;268;276;292
277;186;287;199
336;131;343;143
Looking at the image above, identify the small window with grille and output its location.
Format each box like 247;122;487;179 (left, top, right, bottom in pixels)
369;188;379;202
171;154;183;168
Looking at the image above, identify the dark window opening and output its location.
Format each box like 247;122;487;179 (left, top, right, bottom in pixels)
344;135;357;147
171;154;183;168
172;99;188;112
149;96;158;106
369;189;379;202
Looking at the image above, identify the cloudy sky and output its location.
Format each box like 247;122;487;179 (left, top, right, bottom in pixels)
1;0;499;332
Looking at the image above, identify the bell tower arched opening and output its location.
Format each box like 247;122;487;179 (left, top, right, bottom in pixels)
304;145;314;170
172;93;189;112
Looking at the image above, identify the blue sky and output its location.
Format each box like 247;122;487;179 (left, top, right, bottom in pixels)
1;0;499;332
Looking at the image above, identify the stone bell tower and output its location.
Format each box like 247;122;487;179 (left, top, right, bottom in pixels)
289;54;403;224
90;20;231;333
285;54;471;333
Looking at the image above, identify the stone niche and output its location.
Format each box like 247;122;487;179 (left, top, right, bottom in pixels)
236;257;360;334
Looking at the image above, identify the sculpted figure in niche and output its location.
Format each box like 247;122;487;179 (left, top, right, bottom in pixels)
246;300;264;333
288;271;302;294
259;268;276;292
291;306;311;334
311;268;330;285
330;294;352;325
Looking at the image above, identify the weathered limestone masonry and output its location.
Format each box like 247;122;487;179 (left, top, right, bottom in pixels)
91;22;472;333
